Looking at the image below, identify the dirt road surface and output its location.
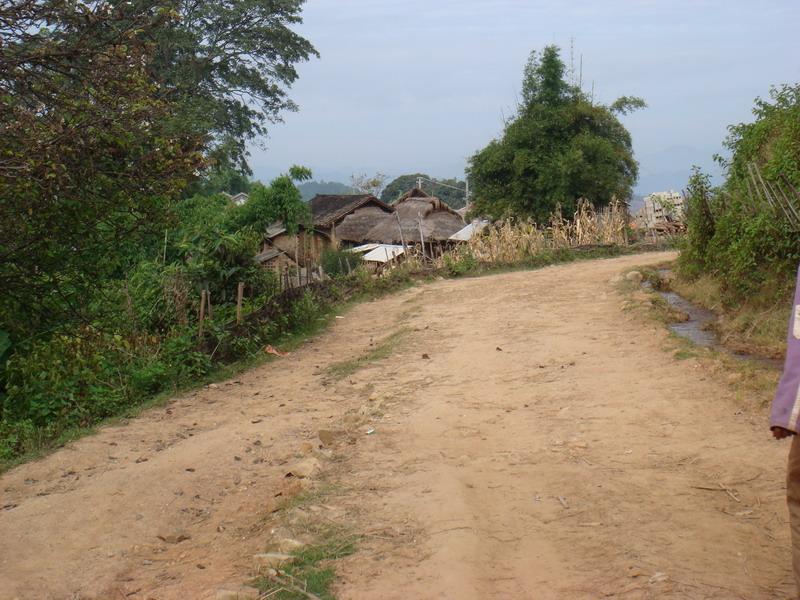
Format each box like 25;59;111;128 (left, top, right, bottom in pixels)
0;252;794;599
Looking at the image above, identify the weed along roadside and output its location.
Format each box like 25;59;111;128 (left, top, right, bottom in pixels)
617;262;783;410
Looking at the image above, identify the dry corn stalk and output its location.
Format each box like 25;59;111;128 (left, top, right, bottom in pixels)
438;198;628;268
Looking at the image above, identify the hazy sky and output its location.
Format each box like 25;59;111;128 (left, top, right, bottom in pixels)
249;0;800;194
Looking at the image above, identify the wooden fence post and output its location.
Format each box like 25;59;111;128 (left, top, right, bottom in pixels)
236;281;245;325
198;289;207;338
417;214;427;260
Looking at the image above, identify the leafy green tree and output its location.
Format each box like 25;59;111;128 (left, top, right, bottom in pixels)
229;166;312;235
0;1;204;338
141;0;319;172
381;174;468;208
186;164;252;197
297;180;356;201
468;45;645;222
679;84;800;302
678;167;716;278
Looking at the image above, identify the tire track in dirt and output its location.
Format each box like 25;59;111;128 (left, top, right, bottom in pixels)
0;251;792;599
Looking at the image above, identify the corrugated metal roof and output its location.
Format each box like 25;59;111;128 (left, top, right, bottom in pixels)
362;245;405;264
265;222;287;239
254;248;283;263
348;243;381;253
449;219;490;241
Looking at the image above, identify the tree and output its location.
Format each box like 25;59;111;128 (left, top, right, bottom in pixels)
381;174;468;208
350;172;389;197
468;45;645;222
140;0;318;173
229;166;312;235
0;1;204;338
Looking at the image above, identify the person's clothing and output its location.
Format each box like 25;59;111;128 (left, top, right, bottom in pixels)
772;265;800;433
788;436;800;591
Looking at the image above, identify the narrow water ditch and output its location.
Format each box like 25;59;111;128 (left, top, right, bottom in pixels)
642;269;782;368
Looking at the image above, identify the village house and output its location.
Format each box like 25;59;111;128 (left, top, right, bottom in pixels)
255;188;467;272
336;188;465;254
257;193;393;268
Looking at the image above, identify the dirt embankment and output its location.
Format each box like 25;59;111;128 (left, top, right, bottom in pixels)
0;251;794;599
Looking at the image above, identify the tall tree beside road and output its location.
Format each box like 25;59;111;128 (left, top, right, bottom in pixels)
141;0;318;173
0;1;204;335
0;0;317;337
468;45;645;222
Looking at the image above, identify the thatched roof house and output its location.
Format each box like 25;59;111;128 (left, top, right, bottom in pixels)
338;188;464;245
308;194;393;243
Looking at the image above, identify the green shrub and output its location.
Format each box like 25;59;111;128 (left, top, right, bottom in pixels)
680;84;800;306
3;331;129;428
442;249;478;276
162;333;212;382
0;419;37;461
289;291;322;332
321;248;362;278
129;358;170;396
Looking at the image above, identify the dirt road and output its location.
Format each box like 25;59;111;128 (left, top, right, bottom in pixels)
0;252;794;599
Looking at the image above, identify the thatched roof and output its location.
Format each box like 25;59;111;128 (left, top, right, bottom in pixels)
393;187;431;204
335;204;395;243
337;190;464;244
309;194;392;228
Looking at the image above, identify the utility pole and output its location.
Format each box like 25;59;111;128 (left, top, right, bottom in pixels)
569;37;575;85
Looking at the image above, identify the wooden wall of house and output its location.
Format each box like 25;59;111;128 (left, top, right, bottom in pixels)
268;230;332;267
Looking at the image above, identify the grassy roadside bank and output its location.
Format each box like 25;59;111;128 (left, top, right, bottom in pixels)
668;273;791;360
1;243;660;472
619;261;783;413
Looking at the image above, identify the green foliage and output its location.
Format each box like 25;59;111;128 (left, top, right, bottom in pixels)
186;163;252;197
320;249;363;278
0;1;321;463
3;331;128;428
678;167;716;279
381;174;468;208
679;84;800;306
230;172;312;236
140;0;318;172
255;534;357;600
0;2;205;339
468;45;644;222
442;249;479;276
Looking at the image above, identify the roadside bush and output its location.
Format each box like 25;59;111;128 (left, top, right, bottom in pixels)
288;291;323;332
3;331;130;428
321;248;362;277
161;332;213;381
442;248;478;276
129;358;170;396
679;85;800;306
677;167;715;280
0;419;38;461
